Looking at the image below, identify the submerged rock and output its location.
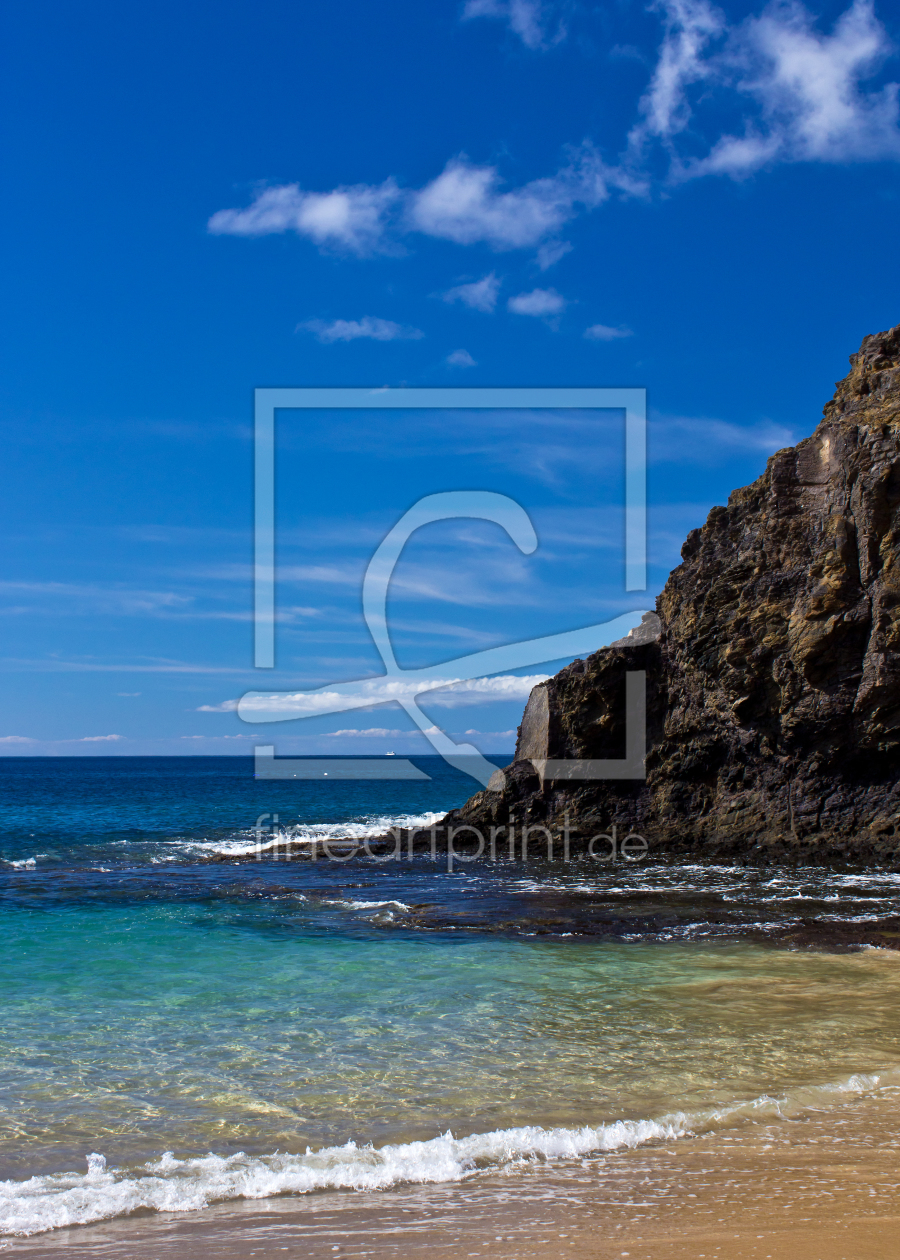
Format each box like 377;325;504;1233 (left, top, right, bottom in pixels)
448;324;900;863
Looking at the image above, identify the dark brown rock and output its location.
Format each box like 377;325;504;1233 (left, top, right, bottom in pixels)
447;324;900;864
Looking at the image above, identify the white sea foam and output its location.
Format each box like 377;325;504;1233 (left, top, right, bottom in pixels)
3;858;36;870
193;812;447;859
322;899;411;912
2;1069;897;1238
0;1117;684;1237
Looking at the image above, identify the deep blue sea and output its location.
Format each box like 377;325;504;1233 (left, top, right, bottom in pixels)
4;756;900;1240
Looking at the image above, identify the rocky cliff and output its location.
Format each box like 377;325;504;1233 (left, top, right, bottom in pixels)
448;324;900;863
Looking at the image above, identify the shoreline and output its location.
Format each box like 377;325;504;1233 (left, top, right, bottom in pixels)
7;1084;900;1259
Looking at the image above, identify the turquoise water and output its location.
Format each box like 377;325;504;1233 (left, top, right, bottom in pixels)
3;758;900;1236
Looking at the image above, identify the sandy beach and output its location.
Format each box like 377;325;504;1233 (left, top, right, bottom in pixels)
8;1083;900;1260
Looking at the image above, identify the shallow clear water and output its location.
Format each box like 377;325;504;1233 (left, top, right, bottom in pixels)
3;757;900;1237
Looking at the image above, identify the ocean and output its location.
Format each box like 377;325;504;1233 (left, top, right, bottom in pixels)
3;756;900;1251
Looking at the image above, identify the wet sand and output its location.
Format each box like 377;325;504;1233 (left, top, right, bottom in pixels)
8;1087;900;1260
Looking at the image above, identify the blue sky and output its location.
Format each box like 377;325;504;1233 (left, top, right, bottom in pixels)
1;0;899;761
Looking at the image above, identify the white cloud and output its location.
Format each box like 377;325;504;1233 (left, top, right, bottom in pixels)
632;0;725;146
207;179;400;254
461;0;563;50
695;0;900;174
298;317;424;343
442;272;501;311
633;0;900;178
0;735;34;743
409;152;609;249
691;132;781;174
196;699;240;712
535;240;573;269
327;727;407;737
117;692;141;697
208;1;900;271
80;734;124;742
584;323;633;340
240;673;549;717
209;149;637;263
447;348;477;367
209;157;606;259
508;287;567;316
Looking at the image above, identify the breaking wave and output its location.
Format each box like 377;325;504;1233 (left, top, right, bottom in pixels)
178;812;447;859
1;1070;893;1237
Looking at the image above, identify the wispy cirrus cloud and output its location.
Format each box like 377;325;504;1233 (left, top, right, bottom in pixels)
0;656;259;675
632;0;900;177
0;579;313;625
697;0;900;174
461;0;564;50
298;317;424;343
208;1;900;268
0;580;190;616
649;413;799;460
0;733;124;745
470;0;899;180
630;0;725;150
